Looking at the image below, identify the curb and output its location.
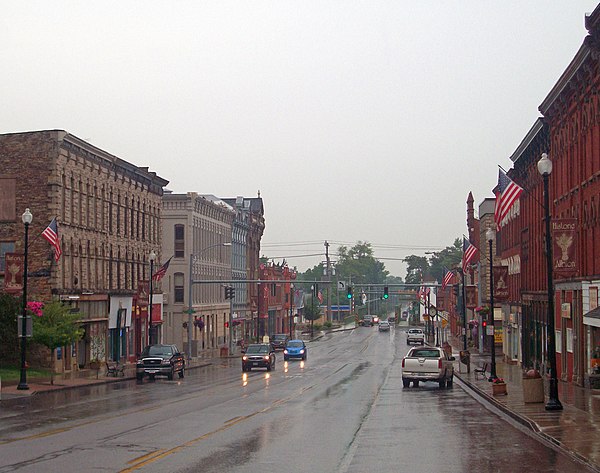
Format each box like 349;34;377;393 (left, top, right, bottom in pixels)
454;371;600;473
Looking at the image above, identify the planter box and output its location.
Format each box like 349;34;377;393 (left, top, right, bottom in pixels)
492;382;508;396
522;377;545;403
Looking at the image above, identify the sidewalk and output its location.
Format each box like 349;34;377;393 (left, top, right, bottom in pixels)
0;347;230;400
447;335;600;472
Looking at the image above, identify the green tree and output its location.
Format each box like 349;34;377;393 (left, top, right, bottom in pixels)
32;301;84;384
0;293;21;366
404;255;429;285
427;238;463;282
303;294;322;338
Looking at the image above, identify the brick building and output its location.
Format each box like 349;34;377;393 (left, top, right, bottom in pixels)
0;130;168;372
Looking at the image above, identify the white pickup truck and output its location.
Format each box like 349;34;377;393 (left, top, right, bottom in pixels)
406;328;425;345
401;346;455;389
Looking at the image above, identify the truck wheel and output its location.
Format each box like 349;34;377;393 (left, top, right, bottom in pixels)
447;375;453;387
136;373;144;381
413;380;419;387
438;378;446;389
402;378;410;388
167;368;174;381
178;368;185;379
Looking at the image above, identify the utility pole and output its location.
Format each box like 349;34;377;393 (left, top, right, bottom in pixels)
325;241;332;323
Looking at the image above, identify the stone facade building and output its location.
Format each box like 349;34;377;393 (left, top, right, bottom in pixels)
0;130;168;372
161;192;233;355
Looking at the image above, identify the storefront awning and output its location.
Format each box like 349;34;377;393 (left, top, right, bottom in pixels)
584;306;600;328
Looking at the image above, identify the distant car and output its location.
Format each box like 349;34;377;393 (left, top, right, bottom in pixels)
270;334;289;350
242;344;276;371
372;316;380;324
136;344;185;381
378;320;391;332
407;328;425;345
388;315;396;323
362;315;374;327
284;339;307;361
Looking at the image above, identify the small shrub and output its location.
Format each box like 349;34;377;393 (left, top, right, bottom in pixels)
313;323;322;331
324;321;332;329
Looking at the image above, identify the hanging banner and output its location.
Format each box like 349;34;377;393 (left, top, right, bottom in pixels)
137;280;149;307
552;218;577;275
465;285;478;309
493;266;509;302
4;253;24;294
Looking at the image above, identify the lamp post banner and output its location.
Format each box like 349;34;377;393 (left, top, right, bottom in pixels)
137;280;149;307
465;285;478;309
493;266;509;302
4;253;24;294
552;218;577;275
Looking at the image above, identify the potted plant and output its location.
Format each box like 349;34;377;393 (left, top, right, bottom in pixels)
592;347;600;374
491;377;508;396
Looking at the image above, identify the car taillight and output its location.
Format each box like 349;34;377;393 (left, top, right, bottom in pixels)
402;358;405;368
438;359;442;369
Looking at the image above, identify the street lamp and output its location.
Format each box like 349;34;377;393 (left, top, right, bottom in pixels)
538;152;563;411
148;250;156;346
187;242;231;361
486;227;498;381
17;208;32;390
289;283;294;339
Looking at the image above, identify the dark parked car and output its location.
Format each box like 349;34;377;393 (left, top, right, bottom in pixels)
361;315;373;327
284;339;307;361
136;344;185;381
242;344;276;372
270;334;289;350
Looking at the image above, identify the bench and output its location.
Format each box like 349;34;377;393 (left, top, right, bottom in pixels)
105;361;125;377
474;362;488;379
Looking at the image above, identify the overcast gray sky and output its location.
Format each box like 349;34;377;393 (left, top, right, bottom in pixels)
2;1;598;277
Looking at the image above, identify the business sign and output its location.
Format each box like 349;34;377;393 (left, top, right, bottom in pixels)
493;266;509;302
552;218;577;275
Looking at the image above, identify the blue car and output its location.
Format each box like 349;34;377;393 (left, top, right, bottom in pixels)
284;339;307;361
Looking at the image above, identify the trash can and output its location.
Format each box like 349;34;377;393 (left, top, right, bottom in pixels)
220;346;229;357
459;350;471;373
522;376;544;403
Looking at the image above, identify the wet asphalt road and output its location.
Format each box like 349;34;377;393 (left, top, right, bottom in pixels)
0;326;592;473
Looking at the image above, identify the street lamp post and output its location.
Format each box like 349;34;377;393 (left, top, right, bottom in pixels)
148;250;156;346
289;283;294;339
187;242;231;361
486;227;498;381
538;152;563;411
17;208;32;391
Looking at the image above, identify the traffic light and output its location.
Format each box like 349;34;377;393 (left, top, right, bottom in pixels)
224;321;229;328
347;286;353;299
383;286;389;299
224;286;235;300
482;319;487;329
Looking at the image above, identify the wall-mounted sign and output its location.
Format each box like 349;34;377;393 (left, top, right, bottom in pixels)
493;266;509;302
561;302;571;319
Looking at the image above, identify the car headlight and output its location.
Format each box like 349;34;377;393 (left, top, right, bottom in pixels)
242;355;248;361
284;349;288;354
264;356;270;361
300;349;305;354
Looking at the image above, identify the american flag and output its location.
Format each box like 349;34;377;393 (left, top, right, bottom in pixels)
152;256;172;282
42;218;62;261
462;237;478;271
494;169;523;228
441;267;454;290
